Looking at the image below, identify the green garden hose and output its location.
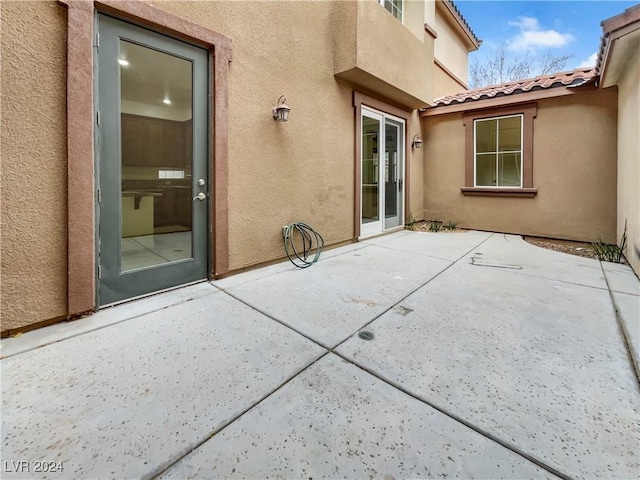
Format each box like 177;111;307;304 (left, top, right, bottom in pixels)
282;222;324;268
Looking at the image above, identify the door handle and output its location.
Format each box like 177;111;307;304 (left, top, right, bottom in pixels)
193;192;206;201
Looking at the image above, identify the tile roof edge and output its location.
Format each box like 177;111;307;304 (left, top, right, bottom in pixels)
442;0;481;48
596;4;640;77
432;68;597;107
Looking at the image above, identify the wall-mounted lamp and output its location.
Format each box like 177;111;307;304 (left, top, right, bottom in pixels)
411;134;423;149
272;95;290;122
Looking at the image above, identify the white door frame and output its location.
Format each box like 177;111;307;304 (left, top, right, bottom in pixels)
359;106;405;238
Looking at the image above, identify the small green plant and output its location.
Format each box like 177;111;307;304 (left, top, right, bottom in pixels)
406;213;419;231
428;220;443;232
592;220;627;263
443;220;458;231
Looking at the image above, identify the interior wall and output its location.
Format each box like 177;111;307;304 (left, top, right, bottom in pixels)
422;89;618;242
1;1;69;331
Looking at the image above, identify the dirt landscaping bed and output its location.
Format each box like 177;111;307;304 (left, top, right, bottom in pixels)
524;236;597;259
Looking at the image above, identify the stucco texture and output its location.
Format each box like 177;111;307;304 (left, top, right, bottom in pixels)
433;62;465;99
333;0;434;108
153;1;426;272
1;1;68;331
616;61;640;275
433;4;469;84
422;89;618;243
1;0;439;332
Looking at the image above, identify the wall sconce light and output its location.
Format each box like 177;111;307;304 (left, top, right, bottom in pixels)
272;95;290;122
412;134;423;149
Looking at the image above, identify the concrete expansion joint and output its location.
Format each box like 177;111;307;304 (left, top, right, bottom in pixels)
147;350;331;480
211;234;577;479
330;350;574;480
599;261;640;390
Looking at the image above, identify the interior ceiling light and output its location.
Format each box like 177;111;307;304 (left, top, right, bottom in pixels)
118;59;129;66
163;98;171;105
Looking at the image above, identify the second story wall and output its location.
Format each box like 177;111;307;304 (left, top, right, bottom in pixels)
431;0;480;99
334;0;435;108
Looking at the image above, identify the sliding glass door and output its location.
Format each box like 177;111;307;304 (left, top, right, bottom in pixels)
360;108;405;237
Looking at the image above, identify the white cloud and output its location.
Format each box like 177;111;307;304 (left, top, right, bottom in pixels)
577;52;598;68
507;16;574;52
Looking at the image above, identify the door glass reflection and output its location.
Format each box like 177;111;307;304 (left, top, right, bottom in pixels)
362;116;380;224
385;122;399;221
119;40;194;272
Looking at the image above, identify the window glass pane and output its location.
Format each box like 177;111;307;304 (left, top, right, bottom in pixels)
362;116;380;224
475;119;496;153
498;116;522;152
498;152;521;186
383;0;402;20
385;122;399;219
475;153;496;186
119;40;194;272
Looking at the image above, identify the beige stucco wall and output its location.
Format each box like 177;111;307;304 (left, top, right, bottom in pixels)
156;0;424;270
616;60;640;275
433;62;466;99
1;0;428;331
1;2;68;331
334;0;434;108
424;0;436;29
433;4;469;85
423;89;618;242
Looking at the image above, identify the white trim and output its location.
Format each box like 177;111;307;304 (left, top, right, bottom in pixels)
360;107;406;237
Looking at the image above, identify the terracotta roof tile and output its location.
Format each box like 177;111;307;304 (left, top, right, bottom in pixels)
433;68;597;107
444;0;481;48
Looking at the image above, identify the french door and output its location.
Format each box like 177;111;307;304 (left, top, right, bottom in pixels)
360;107;405;238
96;15;209;305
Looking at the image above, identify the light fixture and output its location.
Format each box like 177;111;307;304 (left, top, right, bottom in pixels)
272;95;290;122
411;134;423;149
163;98;172;105
118;59;129;66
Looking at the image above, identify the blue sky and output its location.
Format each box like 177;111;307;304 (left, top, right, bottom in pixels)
455;1;639;70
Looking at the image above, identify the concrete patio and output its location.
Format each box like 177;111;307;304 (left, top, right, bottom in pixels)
2;231;639;479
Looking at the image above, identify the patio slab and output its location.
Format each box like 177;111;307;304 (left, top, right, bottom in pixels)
337;260;640;479
363;229;493;261
2;230;638;479
0;282;219;359
1;293;325;479
225;244;453;348
602;260;640;295
613;291;640;375
462;234;610;290
160;354;547;479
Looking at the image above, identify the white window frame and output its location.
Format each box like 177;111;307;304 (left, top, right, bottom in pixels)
379;0;403;23
473;114;524;188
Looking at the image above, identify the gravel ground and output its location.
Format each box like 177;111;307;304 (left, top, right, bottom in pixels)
408;224;603;261
523;236;596;259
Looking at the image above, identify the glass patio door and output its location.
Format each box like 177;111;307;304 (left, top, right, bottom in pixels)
97;15;209;305
360;108;404;238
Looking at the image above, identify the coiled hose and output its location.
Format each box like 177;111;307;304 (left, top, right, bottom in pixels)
282;222;325;268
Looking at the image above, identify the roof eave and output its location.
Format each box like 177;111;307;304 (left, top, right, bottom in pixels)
437;0;481;51
421;82;598;117
596;4;640;85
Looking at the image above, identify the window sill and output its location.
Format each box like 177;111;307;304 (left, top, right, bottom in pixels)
460;187;538;198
